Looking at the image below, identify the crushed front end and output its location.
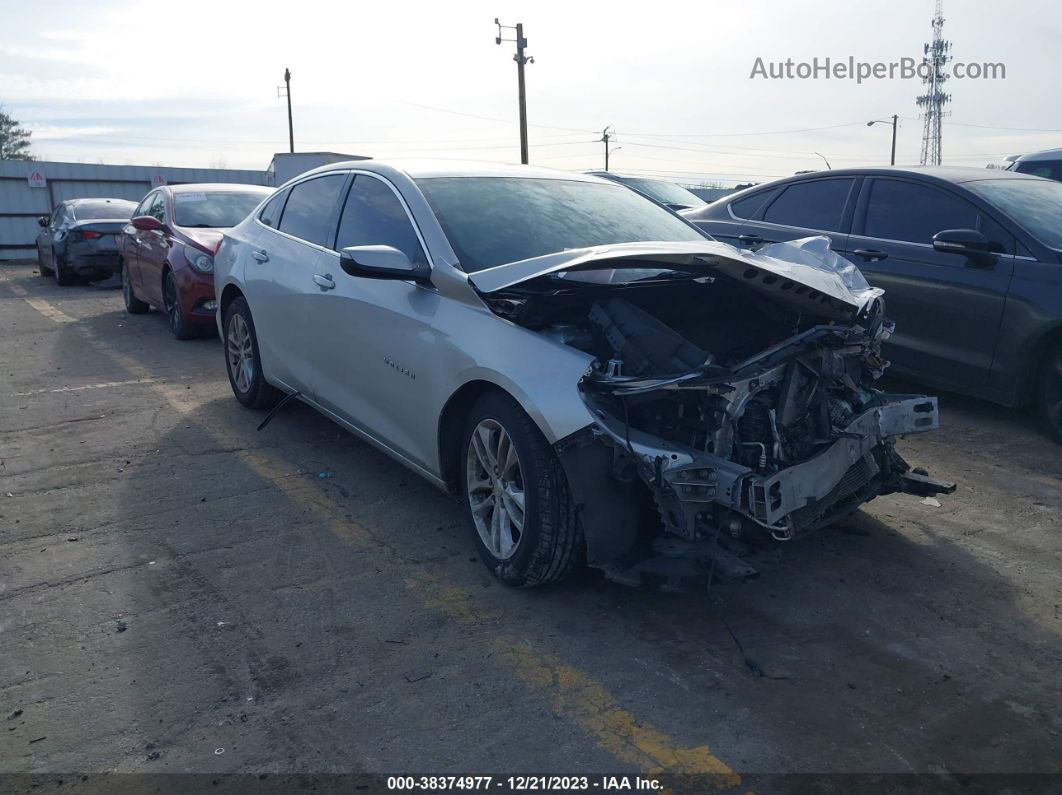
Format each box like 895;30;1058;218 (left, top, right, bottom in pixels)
472;237;955;583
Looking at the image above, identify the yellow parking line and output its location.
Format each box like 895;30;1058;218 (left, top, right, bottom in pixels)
73;315;741;785
23;297;76;324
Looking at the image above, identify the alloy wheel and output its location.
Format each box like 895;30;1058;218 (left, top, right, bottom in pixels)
227;313;254;395
465;418;526;560
164;274;180;334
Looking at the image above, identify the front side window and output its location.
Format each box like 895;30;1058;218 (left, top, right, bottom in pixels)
966;178;1062;250
173;190;269;228
415;177;706;272
864;180;977;244
147;193;166;223
335;176;426;264
133;193;155;218
277;175;346;247
762;179;854;232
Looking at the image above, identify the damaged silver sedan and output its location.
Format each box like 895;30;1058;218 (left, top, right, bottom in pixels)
215;161;954;588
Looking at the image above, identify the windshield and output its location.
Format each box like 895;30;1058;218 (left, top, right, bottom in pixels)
616;177;707;207
416;177;707;272
72;201;136;220
173;191;269;228
966;178;1062;249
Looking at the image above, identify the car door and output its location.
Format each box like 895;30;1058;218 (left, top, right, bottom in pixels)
306;173;438;467
250;173;348;396
37;204;65;268
843;177;1014;388
123;192;153;281
134;191;169;305
730;176;857;252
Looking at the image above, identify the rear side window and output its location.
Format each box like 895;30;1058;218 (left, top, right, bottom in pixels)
729;191;774;220
259;189;288;228
335;176;426;264
864;180;977;244
277;175;346;247
763;179;853;232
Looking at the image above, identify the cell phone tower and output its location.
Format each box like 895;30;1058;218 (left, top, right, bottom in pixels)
916;0;952;165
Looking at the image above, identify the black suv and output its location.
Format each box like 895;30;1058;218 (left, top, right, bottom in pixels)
682;167;1062;441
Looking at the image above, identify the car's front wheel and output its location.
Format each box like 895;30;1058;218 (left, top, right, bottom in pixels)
121;260;149;314
223;296;279;409
163;271;195;340
1040;342;1062;444
460;391;584;587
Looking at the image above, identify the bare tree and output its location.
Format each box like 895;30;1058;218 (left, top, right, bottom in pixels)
0;106;33;160
209;154;228;170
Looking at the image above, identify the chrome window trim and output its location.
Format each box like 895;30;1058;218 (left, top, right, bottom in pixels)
253;169;437;270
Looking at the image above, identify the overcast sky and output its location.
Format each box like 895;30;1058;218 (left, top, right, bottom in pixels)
2;0;1060;185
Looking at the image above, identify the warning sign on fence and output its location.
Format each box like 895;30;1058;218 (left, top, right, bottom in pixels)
27;169;46;188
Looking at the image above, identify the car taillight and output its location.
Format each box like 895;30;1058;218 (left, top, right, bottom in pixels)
80;230;102;239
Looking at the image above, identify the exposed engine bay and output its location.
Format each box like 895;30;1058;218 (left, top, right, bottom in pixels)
476;237;956;584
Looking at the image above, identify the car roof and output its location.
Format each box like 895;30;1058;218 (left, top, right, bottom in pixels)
1008;148;1062;163
729;165;1043;195
296;158;612;184
167;183;273;193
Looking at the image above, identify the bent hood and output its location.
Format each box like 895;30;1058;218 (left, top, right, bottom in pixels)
467;236;882;316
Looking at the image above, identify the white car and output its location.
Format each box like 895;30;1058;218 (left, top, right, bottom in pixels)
214;160;952;588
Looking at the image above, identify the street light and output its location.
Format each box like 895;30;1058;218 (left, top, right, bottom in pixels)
867;115;898;166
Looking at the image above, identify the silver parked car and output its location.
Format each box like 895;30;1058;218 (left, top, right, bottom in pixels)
215;161;953;587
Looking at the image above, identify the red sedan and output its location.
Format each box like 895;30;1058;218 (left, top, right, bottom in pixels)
119;183;273;339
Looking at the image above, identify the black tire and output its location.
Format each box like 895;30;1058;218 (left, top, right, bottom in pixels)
1039;343;1062;444
54;252;75;286
121;259;149;314
163;270;195;340
37;247;53;277
459;391;585;587
223;296;280;409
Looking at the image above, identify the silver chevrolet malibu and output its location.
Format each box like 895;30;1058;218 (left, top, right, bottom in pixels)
214;160;953;588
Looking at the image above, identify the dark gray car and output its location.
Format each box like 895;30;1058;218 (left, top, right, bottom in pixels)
683;167;1062;441
36;198;138;285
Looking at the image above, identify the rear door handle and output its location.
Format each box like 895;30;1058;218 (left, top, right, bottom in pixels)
738;234;764;245
853;249;889;261
252;249;269;262
313;273;335;290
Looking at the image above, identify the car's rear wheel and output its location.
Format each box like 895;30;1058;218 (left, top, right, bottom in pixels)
54;253;75;286
460;391;584;587
121;260;149;314
1039;342;1062;444
163;271;194;340
223;296;279;409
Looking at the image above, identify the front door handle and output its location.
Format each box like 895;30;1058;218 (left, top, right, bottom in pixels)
252;249;269;262
852;248;889;261
738;234;764;246
313;273;335;290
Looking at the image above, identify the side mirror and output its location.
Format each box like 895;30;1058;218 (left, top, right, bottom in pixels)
132;215;165;232
339;245;430;283
932;228;993;256
38;216;49;227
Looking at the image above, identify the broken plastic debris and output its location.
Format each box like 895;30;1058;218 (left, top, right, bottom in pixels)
921;497;942;508
214;748;225;755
